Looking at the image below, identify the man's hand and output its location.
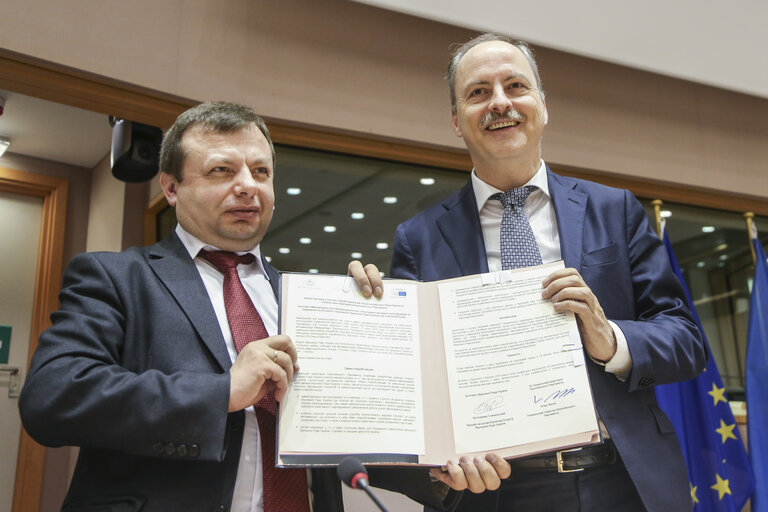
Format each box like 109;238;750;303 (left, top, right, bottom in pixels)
348;261;384;298
542;268;617;362
228;335;298;412
429;454;511;493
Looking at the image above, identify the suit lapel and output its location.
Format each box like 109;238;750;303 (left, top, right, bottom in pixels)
548;169;588;271
436;180;488;276
148;232;232;371
262;255;280;299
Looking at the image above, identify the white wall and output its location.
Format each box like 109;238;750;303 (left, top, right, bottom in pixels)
352;0;768;99
86;154;125;252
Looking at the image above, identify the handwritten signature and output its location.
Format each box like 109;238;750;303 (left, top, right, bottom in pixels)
473;395;505;416
533;387;576;404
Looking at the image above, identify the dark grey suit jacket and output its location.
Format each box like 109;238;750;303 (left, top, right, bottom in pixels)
19;232;344;512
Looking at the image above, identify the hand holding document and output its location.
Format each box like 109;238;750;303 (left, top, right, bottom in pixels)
277;262;599;467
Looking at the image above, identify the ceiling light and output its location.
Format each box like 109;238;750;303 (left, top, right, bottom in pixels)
701;226;715;233
696;261;705;268
420;177;435;185
383;196;398;204
279;247;290;254
376;242;389;250
0;137;10;157
265;256;272;262
299;237;312;244
351;252;363;259
351;212;365;220
286;187;301;196
308;268;319;274
379;272;386;277
719;254;728;261
323;225;336;233
660;210;672;218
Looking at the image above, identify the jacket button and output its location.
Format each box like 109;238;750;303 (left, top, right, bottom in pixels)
211;506;227;512
638;376;656;387
164;442;176;456
153;443;164;454
176;444;188;457
189;444;200;457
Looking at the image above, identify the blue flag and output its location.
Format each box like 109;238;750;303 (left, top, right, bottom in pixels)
747;234;768;512
655;229;755;511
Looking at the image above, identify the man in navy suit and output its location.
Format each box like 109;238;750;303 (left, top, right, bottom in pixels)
19;102;382;512
370;33;706;512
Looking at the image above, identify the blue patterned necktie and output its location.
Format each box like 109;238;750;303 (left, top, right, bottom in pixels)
490;186;543;270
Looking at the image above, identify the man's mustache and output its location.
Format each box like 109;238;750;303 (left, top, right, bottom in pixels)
481;110;525;128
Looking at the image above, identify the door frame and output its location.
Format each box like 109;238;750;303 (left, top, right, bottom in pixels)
0;166;67;512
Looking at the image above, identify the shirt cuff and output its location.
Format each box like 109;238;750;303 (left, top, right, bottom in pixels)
590;321;632;381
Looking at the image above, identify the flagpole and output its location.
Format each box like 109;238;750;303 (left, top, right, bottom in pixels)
652;199;663;238
745;212;756;266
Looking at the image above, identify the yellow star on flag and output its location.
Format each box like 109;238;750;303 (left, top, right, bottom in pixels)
690;482;699;504
711;473;732;500
715;419;738;444
708;383;727;406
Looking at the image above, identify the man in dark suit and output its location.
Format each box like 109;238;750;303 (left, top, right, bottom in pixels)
370;34;706;512
19;102;382;512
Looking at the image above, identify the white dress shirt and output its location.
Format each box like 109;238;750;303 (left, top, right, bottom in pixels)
176;224;275;512
471;161;632;379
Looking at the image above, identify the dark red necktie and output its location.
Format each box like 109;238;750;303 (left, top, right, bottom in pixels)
200;250;310;512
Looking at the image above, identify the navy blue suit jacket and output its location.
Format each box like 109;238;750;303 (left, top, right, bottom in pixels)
372;168;706;512
19;232;344;512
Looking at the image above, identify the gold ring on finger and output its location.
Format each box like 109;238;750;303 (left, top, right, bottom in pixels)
272;349;279;363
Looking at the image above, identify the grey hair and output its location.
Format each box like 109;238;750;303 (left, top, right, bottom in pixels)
447;33;545;112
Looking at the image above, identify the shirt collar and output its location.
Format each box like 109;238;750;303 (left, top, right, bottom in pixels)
471;160;550;213
174;224;268;278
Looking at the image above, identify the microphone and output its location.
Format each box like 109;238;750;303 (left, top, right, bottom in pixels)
337;456;389;512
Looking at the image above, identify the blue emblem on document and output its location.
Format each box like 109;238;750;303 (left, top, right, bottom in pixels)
398;291;407;296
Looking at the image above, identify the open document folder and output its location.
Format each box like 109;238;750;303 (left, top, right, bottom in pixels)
277;261;600;467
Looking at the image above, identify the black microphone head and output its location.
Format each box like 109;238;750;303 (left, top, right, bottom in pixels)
337;456;368;489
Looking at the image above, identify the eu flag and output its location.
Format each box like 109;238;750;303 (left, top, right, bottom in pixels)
655;228;755;511
747;233;768;512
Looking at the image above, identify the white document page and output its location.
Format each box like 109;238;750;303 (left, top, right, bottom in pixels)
438;262;597;454
279;274;425;455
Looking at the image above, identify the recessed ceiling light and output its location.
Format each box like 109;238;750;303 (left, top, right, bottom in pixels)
660;210;672;218
265;256;272;262
286;187;301;195
351;212;365;220
0;136;10;157
701;226;715;233
719;254;728;261
299;237;312;244
696;261;705;268
420;177;435;185
351;252;363;259
376;242;389;250
279;247;290;254
323;225;336;233
308;268;319;274
383;196;398;204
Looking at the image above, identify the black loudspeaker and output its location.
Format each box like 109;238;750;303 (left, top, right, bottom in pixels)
110;117;163;182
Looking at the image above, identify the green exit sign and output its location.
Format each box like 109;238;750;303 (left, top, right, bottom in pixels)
0;325;11;364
